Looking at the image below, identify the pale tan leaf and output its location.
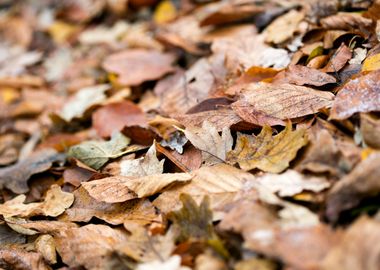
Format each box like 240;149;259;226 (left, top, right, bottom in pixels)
82;173;192;203
257;170;330;197
265;10;304;44
35;234;57;264
184;121;233;165
0;184;74;218
120;144;164;177
153;164;252;213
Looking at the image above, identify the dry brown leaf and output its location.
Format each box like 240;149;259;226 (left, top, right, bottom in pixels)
175;108;243;131
0;184;74;218
0;245;50;270
93;100;148;138
360;113;380;149
61;187;159;226
158;59;215;116
274;65;336;86
153;164;252;213
326;153;380;222
35;234;57;264
0;149;63;194
231;83;334;126
184;121;233;165
54;224;129;270
82;173;192;203
330;70;380;120
257;170;330;197
120;144;164;177
102;49;175;86
321;43;352;73
320;12;373;31
322;216;380;270
227;123;308;173
264;10;304;44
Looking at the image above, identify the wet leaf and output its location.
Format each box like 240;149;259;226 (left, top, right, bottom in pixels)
227;123;308;173
68;132;131;170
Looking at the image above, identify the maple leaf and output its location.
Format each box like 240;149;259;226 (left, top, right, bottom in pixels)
184;121;233;165
67;132;131;170
227;123;308;173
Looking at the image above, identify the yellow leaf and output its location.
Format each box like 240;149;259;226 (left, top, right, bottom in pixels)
153;0;177;24
362;53;380;71
227;122;308;173
48;21;78;44
0;87;19;104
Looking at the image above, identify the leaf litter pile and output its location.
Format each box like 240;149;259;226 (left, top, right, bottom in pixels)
1;0;380;269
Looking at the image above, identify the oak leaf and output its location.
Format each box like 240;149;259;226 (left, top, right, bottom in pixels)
227;123;308;173
0;184;74;218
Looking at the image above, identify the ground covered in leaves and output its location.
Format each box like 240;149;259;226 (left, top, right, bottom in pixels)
1;0;380;269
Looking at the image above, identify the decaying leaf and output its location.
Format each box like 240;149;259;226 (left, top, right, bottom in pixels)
227;123;308;173
184;121;232;165
231;83;334;126
0;184;73;218
0;149;64;194
330;70;380;120
102;49;176;86
120;144;164;177
82;172;192;202
68;132;130;170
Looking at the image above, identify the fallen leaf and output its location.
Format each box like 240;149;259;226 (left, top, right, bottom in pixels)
93;100;148;138
120;144;164;177
321;43;352;73
60;84;110;122
54;224;129;270
274;65;336;86
227;123;307;173
0;184;73;218
362;53;380;71
153;164;251;213
322;216;380;270
137;255;190;270
325;153;380;222
0;245;50;270
102;49;176;86
82;173;192;202
264;10;304;44
184;121;233;165
231;83;334;126
0;149;64;194
68;132;131;170
35;234;57;264
360;113;380;149
153;0;177;24
257;170;330;197
62;187;159;226
330;70;380;120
